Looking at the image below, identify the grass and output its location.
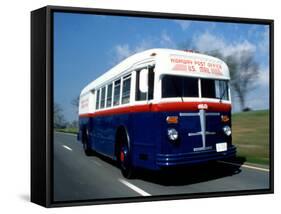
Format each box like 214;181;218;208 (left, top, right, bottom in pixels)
55;110;270;166
55;127;78;134
232;110;269;166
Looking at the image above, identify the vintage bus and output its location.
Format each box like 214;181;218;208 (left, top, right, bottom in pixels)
78;48;236;178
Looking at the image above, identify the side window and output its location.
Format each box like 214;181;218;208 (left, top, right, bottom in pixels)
100;87;106;109
135;70;146;101
106;83;113;108
215;80;229;100
113;79;121;106
135;66;154;101
96;89;100;110
122;74;131;104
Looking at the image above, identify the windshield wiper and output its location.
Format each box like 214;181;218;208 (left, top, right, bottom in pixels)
171;78;184;102
219;84;228;103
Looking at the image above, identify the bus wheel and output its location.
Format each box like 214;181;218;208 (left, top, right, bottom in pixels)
119;136;135;179
82;130;93;156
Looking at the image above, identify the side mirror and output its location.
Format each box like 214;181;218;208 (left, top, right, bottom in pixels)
139;69;148;93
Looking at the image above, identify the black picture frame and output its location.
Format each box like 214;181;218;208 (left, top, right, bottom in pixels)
31;5;274;208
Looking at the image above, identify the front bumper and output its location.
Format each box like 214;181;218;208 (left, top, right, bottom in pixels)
156;145;236;167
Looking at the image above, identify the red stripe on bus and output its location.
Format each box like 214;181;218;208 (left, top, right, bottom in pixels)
152;102;231;112
79;102;231;118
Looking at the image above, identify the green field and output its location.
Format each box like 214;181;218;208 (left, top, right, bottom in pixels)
55;110;270;166
232;110;269;166
56;127;78;134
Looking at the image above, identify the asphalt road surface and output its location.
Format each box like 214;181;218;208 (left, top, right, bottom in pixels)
54;132;270;202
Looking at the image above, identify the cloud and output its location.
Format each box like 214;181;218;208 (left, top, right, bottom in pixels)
193;32;225;53
112;32;176;63
160;31;176;48
225;40;256;57
246;25;269;55
114;44;131;62
134;39;154;53
193;31;256;57
112;39;153;63
258;27;270;54
174;20;191;31
257;66;270;87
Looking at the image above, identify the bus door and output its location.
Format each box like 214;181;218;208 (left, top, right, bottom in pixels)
132;66;158;151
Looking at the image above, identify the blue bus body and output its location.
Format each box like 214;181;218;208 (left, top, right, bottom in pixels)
78;103;236;170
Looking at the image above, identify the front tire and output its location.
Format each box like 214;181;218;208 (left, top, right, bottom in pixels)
118;132;135;179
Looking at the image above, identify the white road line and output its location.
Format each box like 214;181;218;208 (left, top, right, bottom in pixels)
218;160;269;172
62;145;73;151
55;132;77;136
118;179;151;196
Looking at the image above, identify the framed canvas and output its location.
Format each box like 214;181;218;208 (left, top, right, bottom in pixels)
31;5;274;207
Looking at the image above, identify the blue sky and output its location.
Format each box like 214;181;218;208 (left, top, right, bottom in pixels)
54;12;270;122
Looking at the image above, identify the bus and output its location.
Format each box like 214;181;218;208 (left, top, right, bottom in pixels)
78;48;236;178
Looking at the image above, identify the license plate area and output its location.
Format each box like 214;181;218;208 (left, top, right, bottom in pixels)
216;142;227;152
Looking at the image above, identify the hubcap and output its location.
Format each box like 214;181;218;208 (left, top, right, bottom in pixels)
120;144;129;169
120;151;125;162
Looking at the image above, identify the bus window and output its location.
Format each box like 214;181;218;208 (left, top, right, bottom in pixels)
106;83;113;107
136;67;154;101
100;87;106;109
201;79;215;98
135;70;146;101
122;75;131;104
96;89;100;110
162;75;198;98
216;80;229;100
113;79;121;106
201;79;229;100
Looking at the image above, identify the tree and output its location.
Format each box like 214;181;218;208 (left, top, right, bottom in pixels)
71;95;80;128
71;95;79;113
70;120;78;129
71;95;79;110
230;50;259;111
71;95;80;115
54;103;66;128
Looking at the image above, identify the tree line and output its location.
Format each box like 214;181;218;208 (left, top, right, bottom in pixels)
54;97;79;129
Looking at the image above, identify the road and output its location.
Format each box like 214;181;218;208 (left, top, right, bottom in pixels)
54;132;270;202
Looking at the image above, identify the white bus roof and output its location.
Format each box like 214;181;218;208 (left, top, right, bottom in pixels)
80;48;229;95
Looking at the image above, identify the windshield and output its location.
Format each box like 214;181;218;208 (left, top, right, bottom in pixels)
162;75;229;101
162;75;198;98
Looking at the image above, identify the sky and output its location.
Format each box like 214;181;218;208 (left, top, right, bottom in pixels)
54;12;270;122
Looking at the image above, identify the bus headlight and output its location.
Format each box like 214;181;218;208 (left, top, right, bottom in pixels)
223;125;231;136
167;128;178;141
